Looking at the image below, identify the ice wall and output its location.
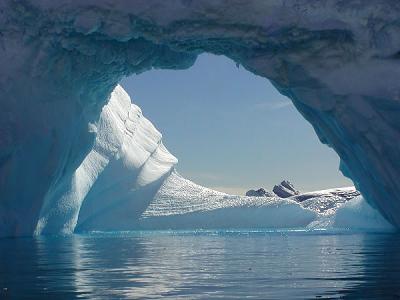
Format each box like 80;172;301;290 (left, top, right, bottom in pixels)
34;86;177;235
1;0;400;235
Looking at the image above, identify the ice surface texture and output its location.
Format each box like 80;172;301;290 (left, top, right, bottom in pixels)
140;171;392;232
1;0;400;235
35;86;177;234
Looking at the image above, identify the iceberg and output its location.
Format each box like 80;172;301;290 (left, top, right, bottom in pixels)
1;1;400;235
0;81;394;235
35;86;177;235
137;171;392;232
32;85;374;234
38;86;394;234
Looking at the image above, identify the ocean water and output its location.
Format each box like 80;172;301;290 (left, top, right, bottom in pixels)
1;230;400;299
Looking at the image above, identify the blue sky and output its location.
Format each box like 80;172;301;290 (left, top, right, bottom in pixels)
121;54;352;194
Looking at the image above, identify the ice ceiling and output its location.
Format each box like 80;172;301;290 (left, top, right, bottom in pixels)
1;0;400;236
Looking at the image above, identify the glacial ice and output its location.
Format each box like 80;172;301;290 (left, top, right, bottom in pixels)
35;86;177;235
140;171;317;230
12;84;392;234
137;171;393;232
1;0;400;235
38;85;391;234
1;81;394;235
37;85;387;234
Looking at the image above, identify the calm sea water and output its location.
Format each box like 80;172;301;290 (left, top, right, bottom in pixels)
1;230;400;299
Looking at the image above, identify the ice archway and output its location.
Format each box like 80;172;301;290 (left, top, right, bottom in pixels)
1;0;400;235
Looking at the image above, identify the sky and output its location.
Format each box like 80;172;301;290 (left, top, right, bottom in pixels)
121;53;352;195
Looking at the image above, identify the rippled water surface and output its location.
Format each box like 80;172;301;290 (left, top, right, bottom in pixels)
1;231;400;299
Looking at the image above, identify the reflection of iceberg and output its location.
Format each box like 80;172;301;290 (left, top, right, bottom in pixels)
32;85;392;234
1;228;398;298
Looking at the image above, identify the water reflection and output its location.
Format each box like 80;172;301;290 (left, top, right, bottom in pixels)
325;233;400;299
0;232;399;299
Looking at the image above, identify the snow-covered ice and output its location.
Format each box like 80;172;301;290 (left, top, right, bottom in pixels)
32;86;398;234
138;170;392;232
1;1;400;235
35;86;177;235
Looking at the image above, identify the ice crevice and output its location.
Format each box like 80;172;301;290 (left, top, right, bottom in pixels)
1;0;400;236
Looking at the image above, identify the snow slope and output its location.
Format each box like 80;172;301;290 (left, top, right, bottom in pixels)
139;171;317;230
137;171;392;232
35;86;177;235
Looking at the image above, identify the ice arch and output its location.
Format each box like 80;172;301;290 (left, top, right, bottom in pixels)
1;0;400;235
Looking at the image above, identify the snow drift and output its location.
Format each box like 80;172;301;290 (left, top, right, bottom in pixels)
138;171;392;232
1;0;400;235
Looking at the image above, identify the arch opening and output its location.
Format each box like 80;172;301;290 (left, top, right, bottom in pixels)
121;53;352;195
